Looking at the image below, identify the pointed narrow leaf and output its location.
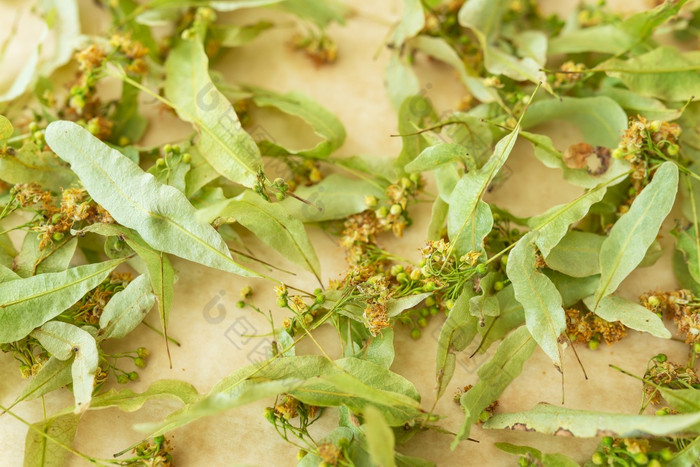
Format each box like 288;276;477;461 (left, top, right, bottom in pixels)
45;121;256;277
583;295;670;339
528;183;608;257
507;232;565;368
448;126;519;256
99;274;156;340
364;406;397;467
23;412;80;467
483;403;700;437
165;38;261;187
198;191;321;280
0;115;13;140
453;326;536;446
435;288;478;399
31;322;98;410
0;259;123;343
522;97;627;148
593;162;678;308
248;87;345;159
597;47;700;102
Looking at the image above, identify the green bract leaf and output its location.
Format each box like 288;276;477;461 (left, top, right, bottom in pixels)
0;141;76;190
0;114;12;140
435;287;478;399
391;0;424;46
23;412;80;467
142;356;424;435
198;191;321;280
31;322;99;410
458;0;509;41
99;274;156;340
447;125;519;256
386;51;420;110
164;37;262;187
544;231;604;278
597;47;700;102
495;443;579;467
453;326;536;446
483;403;700;437
506;232;565;368
672;224;700;286
248;86;346;158
281;174;385;222
593;162;678;309
583;295;670;339
522;97;628;148
86;379;200;412
364;406;397;467
0;259;123;343
528;182;609;257
12;357;72;407
45;121;257;277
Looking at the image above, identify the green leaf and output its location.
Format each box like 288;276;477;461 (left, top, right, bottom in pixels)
386;51;420;110
405;143;470;173
597;47;700;102
583;295;670;339
546;271;599;308
164;37;262;187
549;25;635;55
31;322;99;410
248;87;345;159
408;36;500;103
0;114;12;140
395;95;438;172
142;356;424;435
12;357;72;406
669;436;700;467
482;44;548;87
495;443;579;467
77;224;176;354
391;0;424;46
598;85;683;121
210;21;273;48
280;174;385;222
197;191;321;280
528;181;609;257
447;125;519;256
545;231;604;278
483;403;700;437
458;0;510;41
0;141;76;190
278;0;347;28
672;224;700;286
506;232;565;368
453;326;536;446
522;97;628;148
364;406;397;467
45;121;257;277
99;274;156;340
435;287;478;399
593;162;678;309
0;259;123;343
23;412;80;467
15;234;78;278
87;379;200;412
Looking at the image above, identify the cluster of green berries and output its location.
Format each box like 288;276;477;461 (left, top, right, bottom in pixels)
590;437;674;466
115;347;150;384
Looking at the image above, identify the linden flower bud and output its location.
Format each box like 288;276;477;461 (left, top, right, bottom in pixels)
409;269;421;281
390;204;402;216
182;152;191;163
493;281;504;292
667;143;680;156
612;148;624;159
647;295;661;307
156;158;166;167
649;120;662;132
364;195;378;207
410;328;421;339
375;206;389;218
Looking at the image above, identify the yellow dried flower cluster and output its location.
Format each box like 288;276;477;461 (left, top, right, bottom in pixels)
13;184;114;249
110;34;149;74
66;272;132;325
317;442;344;466
553;61;586;87
643;359;700;405
565;308;627;347
641;289;700;344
